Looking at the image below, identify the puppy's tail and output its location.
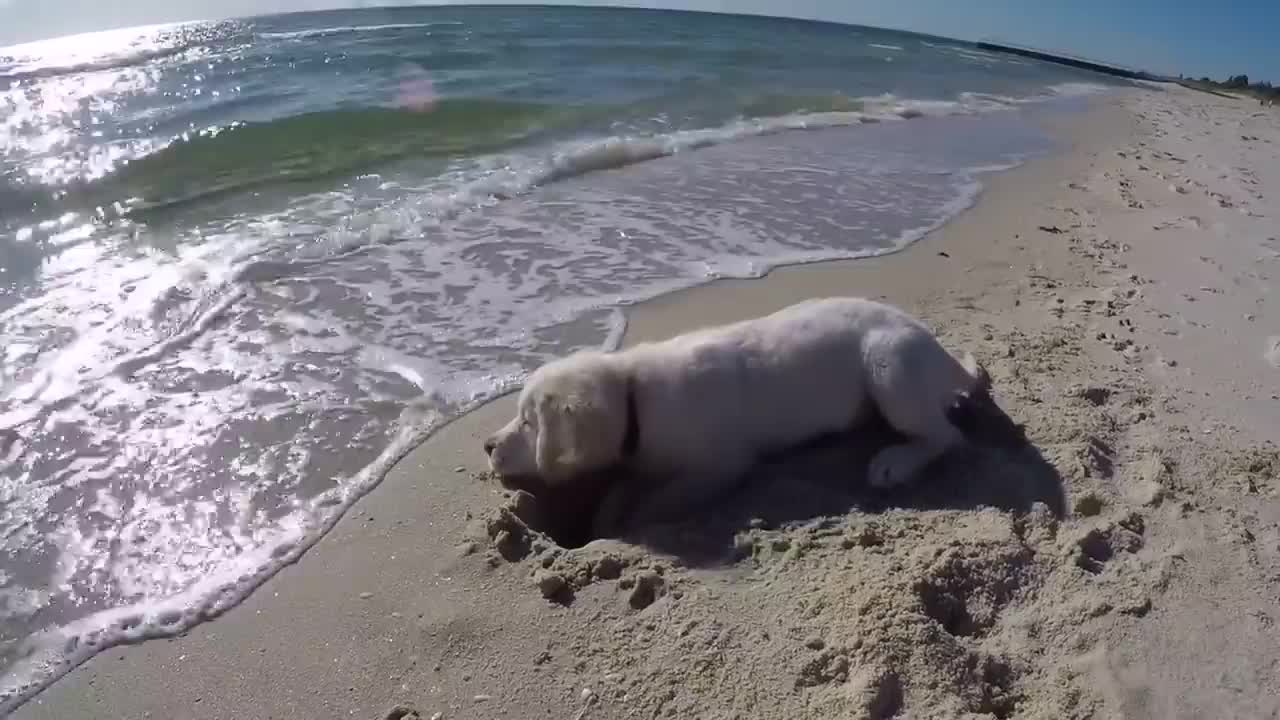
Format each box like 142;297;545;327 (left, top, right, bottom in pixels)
960;351;992;398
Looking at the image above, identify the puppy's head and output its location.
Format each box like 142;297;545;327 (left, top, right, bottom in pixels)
485;351;631;486
946;380;1026;449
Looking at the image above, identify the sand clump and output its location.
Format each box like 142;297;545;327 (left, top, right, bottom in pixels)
471;495;671;608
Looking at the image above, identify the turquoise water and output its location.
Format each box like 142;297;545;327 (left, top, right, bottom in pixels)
0;5;1126;710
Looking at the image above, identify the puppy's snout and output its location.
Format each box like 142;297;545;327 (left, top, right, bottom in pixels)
483;437;497;457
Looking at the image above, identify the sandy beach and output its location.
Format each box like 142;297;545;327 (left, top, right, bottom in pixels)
10;84;1280;719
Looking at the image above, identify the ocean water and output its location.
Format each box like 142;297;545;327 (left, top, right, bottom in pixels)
0;5;1125;709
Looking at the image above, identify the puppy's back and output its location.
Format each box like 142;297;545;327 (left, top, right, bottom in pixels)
618;298;883;468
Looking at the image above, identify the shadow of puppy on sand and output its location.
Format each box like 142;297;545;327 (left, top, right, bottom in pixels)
497;394;1064;569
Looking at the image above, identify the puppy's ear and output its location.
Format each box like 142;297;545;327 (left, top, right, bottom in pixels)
534;393;573;482
532;376;627;482
946;387;1026;449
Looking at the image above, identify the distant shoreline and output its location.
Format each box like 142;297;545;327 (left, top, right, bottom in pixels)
975;40;1168;82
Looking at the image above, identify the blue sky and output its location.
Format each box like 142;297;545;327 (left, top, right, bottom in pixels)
1;0;1276;82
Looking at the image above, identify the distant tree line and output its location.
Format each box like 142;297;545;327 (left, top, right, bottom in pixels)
1180;72;1280;100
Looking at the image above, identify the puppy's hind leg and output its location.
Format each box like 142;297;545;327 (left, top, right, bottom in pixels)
866;414;962;489
865;361;966;490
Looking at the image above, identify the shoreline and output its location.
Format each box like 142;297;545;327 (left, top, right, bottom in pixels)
12;86;1280;719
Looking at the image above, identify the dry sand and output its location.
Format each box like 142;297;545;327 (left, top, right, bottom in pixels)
11;86;1280;720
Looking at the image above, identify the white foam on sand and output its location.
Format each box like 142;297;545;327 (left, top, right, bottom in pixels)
0;402;442;715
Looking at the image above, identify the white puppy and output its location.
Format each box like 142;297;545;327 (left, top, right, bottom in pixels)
484;297;988;535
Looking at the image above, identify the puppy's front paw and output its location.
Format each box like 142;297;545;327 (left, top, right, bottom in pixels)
866;445;921;489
